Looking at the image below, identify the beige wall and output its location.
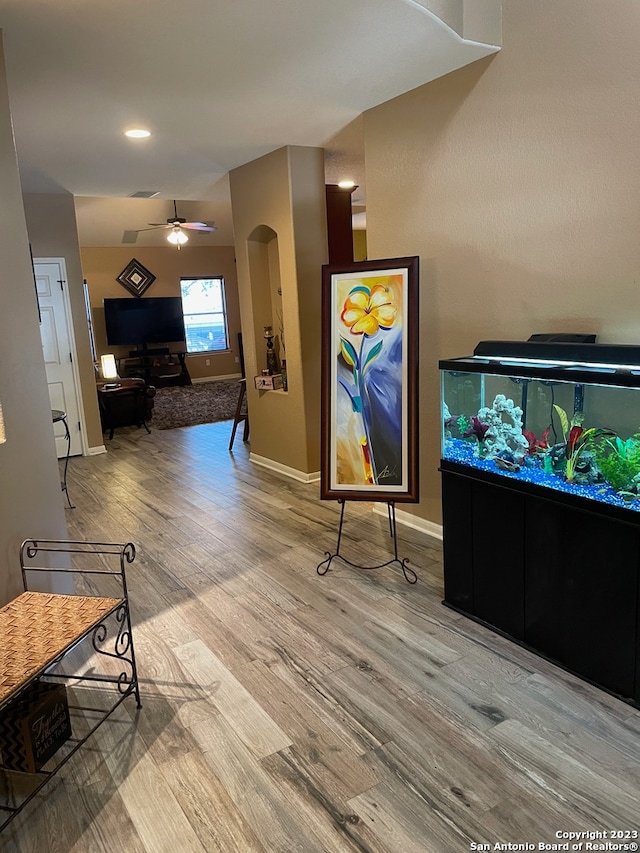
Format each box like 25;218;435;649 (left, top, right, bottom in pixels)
353;229;367;262
23;193;104;451
364;0;640;526
230;146;327;475
81;246;242;382
0;35;68;606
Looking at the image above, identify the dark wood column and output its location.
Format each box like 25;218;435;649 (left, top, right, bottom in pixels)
325;184;356;264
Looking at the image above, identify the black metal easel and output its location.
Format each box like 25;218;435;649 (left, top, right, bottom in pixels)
317;499;417;584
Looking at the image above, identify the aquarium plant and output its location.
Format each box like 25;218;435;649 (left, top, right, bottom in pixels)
548;405;615;483
442;404;473;443
523;426;551;456
462;415;491;444
593;433;640;495
456;414;470;435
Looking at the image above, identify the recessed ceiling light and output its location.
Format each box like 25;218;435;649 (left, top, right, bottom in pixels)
124;128;151;139
338;180;355;189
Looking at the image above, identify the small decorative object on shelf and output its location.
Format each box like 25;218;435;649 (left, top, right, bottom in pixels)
281;359;288;391
264;325;278;375
254;373;283;391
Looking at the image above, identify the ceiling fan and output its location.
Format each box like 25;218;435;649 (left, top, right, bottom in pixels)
122;200;217;247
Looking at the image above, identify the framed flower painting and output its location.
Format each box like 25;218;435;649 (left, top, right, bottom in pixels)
320;256;419;502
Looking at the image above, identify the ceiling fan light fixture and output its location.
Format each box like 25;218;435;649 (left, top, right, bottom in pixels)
124;128;151;139
167;226;188;246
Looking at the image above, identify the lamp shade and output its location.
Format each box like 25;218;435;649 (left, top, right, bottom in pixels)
167;226;188;245
0;400;5;444
100;353;119;380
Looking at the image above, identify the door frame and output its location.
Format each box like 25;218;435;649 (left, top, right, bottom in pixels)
35;257;88;457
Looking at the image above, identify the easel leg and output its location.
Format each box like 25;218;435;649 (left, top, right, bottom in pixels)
317;500;417;584
317;499;346;575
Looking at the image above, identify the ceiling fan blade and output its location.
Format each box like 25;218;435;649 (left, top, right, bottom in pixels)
147;223;172;228
122;230;139;243
183;222;217;232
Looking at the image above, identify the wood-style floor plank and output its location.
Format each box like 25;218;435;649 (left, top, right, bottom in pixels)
160;749;265;853
174;638;293;758
3;419;640;851
90;713;209;853
234;658;380;801
489;718;640;826
192;714;358;852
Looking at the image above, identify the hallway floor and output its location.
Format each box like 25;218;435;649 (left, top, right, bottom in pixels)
3;421;640;851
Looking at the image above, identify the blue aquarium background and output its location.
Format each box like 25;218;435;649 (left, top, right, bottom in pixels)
441;369;640;512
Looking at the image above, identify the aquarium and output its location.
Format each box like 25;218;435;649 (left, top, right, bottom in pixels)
440;340;640;513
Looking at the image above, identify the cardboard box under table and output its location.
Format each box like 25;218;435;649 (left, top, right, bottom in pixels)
0;681;71;772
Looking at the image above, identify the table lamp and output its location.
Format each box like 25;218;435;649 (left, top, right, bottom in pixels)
100;354;120;388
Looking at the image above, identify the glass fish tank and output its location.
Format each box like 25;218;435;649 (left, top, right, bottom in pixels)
440;340;640;513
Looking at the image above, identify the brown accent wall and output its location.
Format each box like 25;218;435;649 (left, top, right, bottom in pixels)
81;246;241;382
364;0;640;526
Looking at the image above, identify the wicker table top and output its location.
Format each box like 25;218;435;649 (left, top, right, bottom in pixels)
0;591;122;707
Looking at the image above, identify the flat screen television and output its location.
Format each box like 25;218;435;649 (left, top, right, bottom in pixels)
104;297;186;347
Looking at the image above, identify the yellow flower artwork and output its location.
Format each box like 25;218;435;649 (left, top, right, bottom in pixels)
321;257;419;503
341;284;397;337
333;273;404;488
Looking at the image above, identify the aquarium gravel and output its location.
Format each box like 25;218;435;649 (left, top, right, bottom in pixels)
443;438;640;512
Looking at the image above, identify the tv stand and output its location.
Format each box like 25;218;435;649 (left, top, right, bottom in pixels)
120;348;191;387
131;347;171;357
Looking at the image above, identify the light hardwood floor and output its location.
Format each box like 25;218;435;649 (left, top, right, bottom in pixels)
3;421;640;852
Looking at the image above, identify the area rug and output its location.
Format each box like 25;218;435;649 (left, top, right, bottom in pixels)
152;380;241;430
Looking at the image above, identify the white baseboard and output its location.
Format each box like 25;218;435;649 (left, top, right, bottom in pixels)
87;444;107;455
191;373;242;384
373;502;443;541
250;453;321;484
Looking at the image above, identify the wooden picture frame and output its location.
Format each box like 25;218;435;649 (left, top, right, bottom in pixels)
116;258;156;297
320;256;419;502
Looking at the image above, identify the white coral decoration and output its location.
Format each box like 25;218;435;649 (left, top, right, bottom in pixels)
442;401;452;439
476;394;529;461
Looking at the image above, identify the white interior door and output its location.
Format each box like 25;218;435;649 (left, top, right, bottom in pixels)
35;259;83;458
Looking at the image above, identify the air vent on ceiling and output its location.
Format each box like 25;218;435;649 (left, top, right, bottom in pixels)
128;190;160;198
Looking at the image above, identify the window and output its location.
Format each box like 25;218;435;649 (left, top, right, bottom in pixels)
180;277;229;353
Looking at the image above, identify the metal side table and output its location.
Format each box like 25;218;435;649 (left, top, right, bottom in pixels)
51;409;75;508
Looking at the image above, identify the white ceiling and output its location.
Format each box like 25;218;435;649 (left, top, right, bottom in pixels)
0;0;500;246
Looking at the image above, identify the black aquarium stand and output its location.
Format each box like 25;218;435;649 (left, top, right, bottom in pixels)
440;460;640;707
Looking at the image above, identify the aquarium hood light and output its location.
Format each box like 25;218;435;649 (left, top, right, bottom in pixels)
473;340;640;373
479;355;640;372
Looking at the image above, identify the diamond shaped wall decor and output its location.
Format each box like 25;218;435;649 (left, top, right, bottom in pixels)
116;258;156;297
